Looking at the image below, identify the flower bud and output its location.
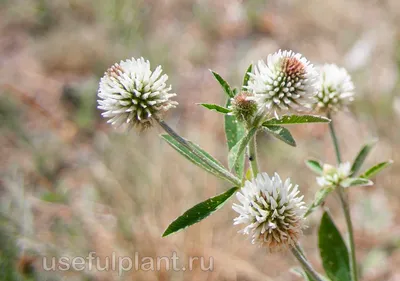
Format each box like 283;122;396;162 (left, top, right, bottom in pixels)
230;92;258;125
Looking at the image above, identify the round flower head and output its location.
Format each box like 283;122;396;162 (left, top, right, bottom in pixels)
229;92;258;125
246;50;318;119
316;162;351;188
97;57;178;130
233;172;306;251
315;64;354;113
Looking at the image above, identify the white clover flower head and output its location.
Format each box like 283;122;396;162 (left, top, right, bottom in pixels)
315;64;355;113
232;172;306;251
246;50;318;119
316;162;352;188
97;57;178;131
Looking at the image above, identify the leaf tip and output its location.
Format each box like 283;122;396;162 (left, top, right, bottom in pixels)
161;229;170;237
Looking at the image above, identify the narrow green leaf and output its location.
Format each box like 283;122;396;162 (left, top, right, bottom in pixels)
341;177;373;188
228;127;257;171
319;211;351;281
263;115;330;126
161;135;228;180
242;64;253;91
305;187;335;217
305;159;324;175
187;140;227;170
198;103;231;114
360;160;393;179
210;70;234;98
224;99;246;177
263;125;296;147
351;140;378;176
162;187;238;237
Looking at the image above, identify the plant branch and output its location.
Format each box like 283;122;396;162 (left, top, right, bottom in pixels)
248;133;259;178
291;244;325;281
327;112;358;281
327;112;342;164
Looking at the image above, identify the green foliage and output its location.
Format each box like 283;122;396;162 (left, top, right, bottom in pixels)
305;187;335;217
319;211;351;281
161;134;232;182
305;159;323;175
41;191;69;204
341;178;373;188
198;103;231;114
210;70;234;98
228;127;257;171
162;187;238;237
225;99;246;177
351;140;377;176
263;125;296;147
0;221;29;281
0;94;28;143
241;64;253;91
360;160;393;179
263;115;330;126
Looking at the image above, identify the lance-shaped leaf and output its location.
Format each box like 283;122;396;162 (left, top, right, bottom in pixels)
351;140;378;176
305;186;335;217
232;88;239;96
360;160;393;179
162;187;238;237
198;103;231;114
228;127;257;171
225;99;246;177
161;135;230;181
263;125;296;147
305;159;324;175
319;211;351;281
263;115;330;126
210;70;234;98
341;177;373;188
242;64;253;91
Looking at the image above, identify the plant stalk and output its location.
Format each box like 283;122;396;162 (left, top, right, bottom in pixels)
291;245;325;281
327;112;358;281
156;118;242;186
248;133;259;178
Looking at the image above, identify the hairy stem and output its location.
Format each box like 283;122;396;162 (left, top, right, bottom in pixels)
291;245;325;281
156;118;242;186
248;133;259;178
327;112;358;281
328;112;342;164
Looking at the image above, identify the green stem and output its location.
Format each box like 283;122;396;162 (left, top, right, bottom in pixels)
337;187;357;281
294;242;307;259
156;118;242;186
327;112;358;281
327;112;342;164
291;245;325;281
248;134;259;177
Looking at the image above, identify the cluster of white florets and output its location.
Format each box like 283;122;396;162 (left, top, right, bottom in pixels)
246;50;319;119
97;57;177;130
316;162;352;188
233;173;306;251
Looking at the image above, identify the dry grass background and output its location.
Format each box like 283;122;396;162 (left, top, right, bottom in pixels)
1;0;400;280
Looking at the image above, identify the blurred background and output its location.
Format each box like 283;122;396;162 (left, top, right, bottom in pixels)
1;0;400;280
